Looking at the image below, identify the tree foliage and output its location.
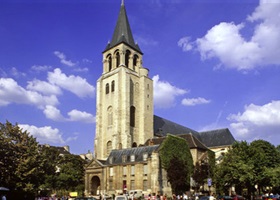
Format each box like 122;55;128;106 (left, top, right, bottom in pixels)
215;140;280;196
0;121;44;192
0;121;86;196
159;134;193;194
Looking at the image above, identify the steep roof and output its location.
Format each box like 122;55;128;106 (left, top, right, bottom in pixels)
154;115;200;137
198;128;236;148
105;145;159;165
153;115;236;148
145;133;209;150
104;2;142;53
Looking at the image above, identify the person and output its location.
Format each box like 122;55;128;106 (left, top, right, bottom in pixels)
1;195;6;200
209;194;215;200
183;192;188;200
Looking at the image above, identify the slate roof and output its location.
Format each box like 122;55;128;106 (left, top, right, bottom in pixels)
144;133;208;150
105;145;159;165
153;115;236;148
154;115;199;137
198;128;236;148
104;2;142;53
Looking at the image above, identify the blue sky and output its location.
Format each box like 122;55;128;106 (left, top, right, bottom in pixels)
1;0;280;154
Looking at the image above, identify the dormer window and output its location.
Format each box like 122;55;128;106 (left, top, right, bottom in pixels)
130;154;135;162
143;153;148;161
109;156;114;164
122;155;127;163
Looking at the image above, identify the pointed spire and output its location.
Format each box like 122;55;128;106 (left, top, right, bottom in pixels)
104;1;142;53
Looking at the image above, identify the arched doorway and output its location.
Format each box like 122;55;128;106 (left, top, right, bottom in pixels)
91;176;101;196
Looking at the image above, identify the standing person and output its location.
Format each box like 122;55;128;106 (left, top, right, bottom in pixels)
1;195;6;200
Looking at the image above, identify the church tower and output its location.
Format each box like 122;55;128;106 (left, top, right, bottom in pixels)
94;1;154;160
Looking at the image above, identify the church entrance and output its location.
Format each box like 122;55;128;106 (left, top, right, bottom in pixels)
90;176;101;195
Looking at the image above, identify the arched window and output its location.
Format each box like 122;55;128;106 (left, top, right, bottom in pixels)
111;80;115;92
108;55;112;71
118;143;122;150
130;106;135;127
107;141;112;156
132;142;137;148
125;50;131;67
106;83;109;94
116;52;120;67
106;54;112;72
133;54;138;67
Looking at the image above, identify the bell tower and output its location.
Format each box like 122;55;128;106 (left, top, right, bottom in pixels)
94;1;154;160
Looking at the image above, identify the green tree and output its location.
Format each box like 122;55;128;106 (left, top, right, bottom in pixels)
215;141;254;195
56;154;86;192
159;134;193;194
249;140;280;194
0;121;44;193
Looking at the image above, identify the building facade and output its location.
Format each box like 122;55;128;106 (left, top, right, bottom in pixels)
85;2;235;197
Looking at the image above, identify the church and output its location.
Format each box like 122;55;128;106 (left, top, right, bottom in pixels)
84;1;235;197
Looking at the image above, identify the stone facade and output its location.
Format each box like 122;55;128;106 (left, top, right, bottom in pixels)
84;2;235;198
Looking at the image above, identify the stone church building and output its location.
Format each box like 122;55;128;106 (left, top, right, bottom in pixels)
84;2;235;197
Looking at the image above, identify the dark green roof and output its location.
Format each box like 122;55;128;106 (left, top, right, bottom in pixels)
104;2;142;53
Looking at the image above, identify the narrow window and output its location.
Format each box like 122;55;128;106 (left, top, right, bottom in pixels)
106;83;109;94
111;80;115;92
116;52;120;67
131;165;135;176
130;106;135;127
123;166;127;177
130;180;135;190
108;55;112;71
125;50;131;67
143;180;148;191
109;167;114;176
143;164;148;176
133;54;138;67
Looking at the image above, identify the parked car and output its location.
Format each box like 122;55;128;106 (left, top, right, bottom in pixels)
199;196;210;200
217;196;233;200
75;197;97;200
115;195;129;200
231;195;246;200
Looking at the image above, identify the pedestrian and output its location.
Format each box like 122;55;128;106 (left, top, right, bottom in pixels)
1;195;7;200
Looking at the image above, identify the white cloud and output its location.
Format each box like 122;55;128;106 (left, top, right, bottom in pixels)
67;109;95;123
54;51;76;67
178;36;193;52
227;100;280;143
31;65;52;72
43;105;65;121
0;78;59;108
19;124;65;144
27;79;62;96
10;67;26;77
153;75;187;108
47;68;95;98
181;97;210;106
179;0;280;71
